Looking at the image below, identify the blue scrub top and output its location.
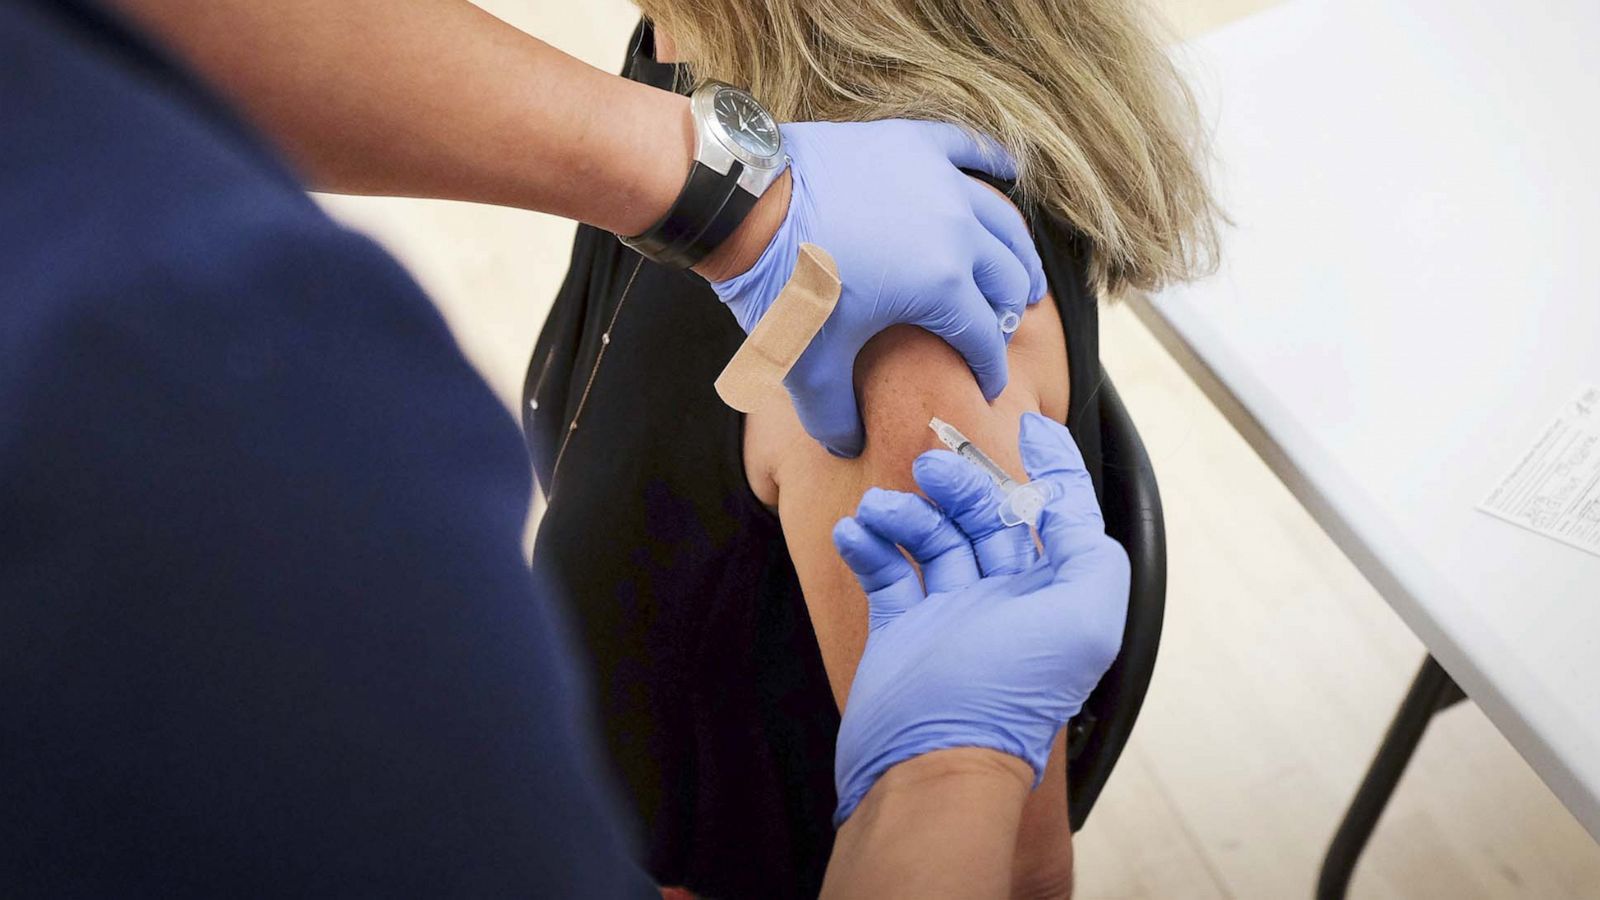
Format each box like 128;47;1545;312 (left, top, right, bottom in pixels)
0;1;656;895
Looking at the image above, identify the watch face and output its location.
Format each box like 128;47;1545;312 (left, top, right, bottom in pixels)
713;88;781;160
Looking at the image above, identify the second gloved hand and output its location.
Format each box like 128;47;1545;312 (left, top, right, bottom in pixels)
709;120;1048;457
829;413;1129;825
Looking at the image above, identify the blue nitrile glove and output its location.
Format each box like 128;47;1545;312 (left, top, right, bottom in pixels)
828;413;1129;825
710;120;1048;457
910;447;1040;576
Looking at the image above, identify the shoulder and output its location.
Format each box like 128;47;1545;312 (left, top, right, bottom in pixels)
853;299;1070;443
746;298;1071;504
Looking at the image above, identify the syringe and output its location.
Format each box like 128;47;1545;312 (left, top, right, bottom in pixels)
928;417;1056;528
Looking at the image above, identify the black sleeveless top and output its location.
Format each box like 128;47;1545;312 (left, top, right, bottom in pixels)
524;24;1103;899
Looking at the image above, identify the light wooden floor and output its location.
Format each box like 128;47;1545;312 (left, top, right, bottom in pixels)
319;2;1600;897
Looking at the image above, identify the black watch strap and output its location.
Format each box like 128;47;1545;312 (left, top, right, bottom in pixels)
620;160;758;269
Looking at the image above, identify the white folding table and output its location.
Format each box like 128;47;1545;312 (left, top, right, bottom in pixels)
1128;0;1600;893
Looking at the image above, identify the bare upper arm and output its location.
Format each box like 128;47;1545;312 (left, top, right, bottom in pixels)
745;291;1078;896
744;296;1069;706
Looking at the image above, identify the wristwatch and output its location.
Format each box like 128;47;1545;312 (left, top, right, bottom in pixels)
620;81;788;269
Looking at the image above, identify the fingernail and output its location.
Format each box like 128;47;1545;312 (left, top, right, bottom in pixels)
914;451;1001;523
860;486;894;508
913;451;979;490
912;451;954;480
831;517;866;553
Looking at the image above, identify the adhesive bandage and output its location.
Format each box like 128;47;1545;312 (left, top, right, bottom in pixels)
714;243;842;413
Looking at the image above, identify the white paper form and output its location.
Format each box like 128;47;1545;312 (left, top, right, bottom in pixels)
1479;386;1600;558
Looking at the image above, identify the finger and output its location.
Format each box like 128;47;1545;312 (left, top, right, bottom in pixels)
965;179;1048;305
1017;413;1109;565
832;517;926;626
913;450;1039;576
969;227;1032;340
787;351;865;458
910;120;1019;180
854;488;981;593
917;283;1010;402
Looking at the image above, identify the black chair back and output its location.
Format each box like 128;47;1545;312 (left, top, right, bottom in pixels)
1066;371;1167;830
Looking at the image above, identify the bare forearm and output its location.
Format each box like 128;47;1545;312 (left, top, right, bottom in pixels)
1012;730;1075;898
823;749;1032;900
111;0;689;236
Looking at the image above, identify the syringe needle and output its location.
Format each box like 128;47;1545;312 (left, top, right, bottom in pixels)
927;416;1056;528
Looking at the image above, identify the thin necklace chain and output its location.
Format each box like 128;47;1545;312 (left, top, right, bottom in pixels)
530;254;648;504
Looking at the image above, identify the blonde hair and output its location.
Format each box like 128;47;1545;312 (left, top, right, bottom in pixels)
640;0;1219;294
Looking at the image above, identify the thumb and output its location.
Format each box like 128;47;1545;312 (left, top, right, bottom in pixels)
1018;413;1109;566
787;351;866;457
1019;413;1101;526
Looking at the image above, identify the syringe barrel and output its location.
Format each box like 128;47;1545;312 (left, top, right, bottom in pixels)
930;416;1049;527
954;444;1018;491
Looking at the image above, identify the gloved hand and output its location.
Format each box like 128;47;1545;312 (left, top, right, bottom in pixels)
909;447;1040;577
829;413;1129;825
710;120;1048;457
